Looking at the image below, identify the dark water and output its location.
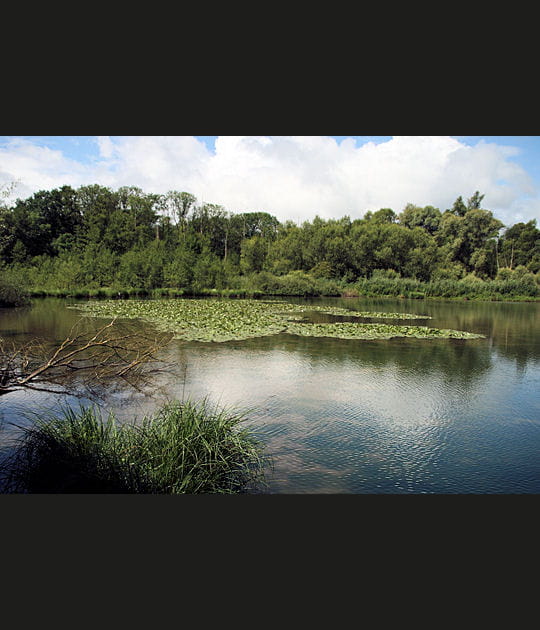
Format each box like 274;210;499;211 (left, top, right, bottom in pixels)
1;296;539;493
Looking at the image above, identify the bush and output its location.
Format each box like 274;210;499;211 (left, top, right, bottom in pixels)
371;268;401;279
496;267;514;281
0;270;30;307
431;263;466;281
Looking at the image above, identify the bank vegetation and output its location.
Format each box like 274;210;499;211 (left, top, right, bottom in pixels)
1;184;538;302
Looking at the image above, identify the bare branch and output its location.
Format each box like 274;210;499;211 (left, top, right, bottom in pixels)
0;318;173;397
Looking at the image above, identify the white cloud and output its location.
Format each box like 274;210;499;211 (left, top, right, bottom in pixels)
0;138;93;200
95;136;115;159
1;135;539;226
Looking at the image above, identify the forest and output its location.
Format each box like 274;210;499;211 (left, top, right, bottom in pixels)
1;183;539;302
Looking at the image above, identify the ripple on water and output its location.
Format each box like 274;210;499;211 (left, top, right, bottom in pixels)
1;297;539;494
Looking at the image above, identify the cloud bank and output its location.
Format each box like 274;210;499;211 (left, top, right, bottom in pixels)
1;135;539;227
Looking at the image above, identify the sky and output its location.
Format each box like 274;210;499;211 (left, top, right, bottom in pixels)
1;135;539;227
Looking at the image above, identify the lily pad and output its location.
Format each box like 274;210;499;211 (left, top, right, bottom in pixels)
285;321;484;340
70;298;483;343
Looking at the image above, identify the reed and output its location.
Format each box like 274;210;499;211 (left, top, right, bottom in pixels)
1;400;268;494
351;275;539;300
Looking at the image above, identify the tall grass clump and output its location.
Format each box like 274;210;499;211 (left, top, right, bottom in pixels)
1;401;268;493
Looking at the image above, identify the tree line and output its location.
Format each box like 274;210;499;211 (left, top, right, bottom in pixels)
0;183;538;297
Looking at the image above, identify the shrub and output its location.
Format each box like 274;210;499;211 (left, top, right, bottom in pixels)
371;268;401;279
0;269;30;307
276;271;318;296
496;267;514;282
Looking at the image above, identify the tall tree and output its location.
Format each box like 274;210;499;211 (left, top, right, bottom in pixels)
399;204;441;235
467;191;485;210
4;186;81;260
450;195;468;216
159;191;197;228
498;219;540;272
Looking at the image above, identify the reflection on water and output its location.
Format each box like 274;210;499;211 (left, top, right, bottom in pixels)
1;297;539;493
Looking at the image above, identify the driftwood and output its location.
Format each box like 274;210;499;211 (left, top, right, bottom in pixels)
0;318;173;397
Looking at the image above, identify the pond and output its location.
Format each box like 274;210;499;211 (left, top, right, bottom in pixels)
1;296;539;493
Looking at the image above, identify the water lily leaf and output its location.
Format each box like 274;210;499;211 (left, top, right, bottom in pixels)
69;299;483;343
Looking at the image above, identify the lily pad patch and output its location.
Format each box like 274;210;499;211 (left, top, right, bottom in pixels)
70;299;484;343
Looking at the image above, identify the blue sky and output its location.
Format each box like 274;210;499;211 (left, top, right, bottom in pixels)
4;134;540;172
1;135;539;226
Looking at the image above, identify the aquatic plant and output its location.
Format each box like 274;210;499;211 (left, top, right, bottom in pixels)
272;303;431;319
70;298;483;343
285;321;483;340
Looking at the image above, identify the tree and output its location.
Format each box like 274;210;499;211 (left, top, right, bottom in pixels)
438;193;503;275
117;186;160;248
4;185;82;261
450;195;468;216
266;222;306;274
162;243;197;288
235;211;280;240
159;191;197;229
402;227;439;281
467;191;485;210
190;203;230;258
399;203;441;235
369;208;397;224
461;208;503;274
0;267;29;306
498;219;540;272
76;184;119;249
0;182;18;258
325;235;353;278
240;235;267;274
192;247;225;290
80;244;119;287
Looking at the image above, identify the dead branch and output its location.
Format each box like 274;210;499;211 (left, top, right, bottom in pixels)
0;318;173;397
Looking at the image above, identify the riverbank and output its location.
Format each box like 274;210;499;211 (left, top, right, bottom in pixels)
3;264;539;305
23;279;540;303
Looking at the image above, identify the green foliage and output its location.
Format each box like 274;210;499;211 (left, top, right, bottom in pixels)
0;267;30;306
431;262;466;281
117;241;168;290
163;246;196;288
369;207;397;224
285;321;482;340
192;247;227;292
271;271;319;296
399;203;441;235
371;268;401;279
309;260;334;278
240;235;267;274
1;401;268;493
350;273;539;300
498;220;540;272
496;267;514;281
0;184;538;301
450;195;468;216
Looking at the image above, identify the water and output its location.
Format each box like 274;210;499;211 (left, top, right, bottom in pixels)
1;296;539;493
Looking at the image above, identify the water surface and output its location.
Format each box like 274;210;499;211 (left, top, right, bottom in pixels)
1;296;538;493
